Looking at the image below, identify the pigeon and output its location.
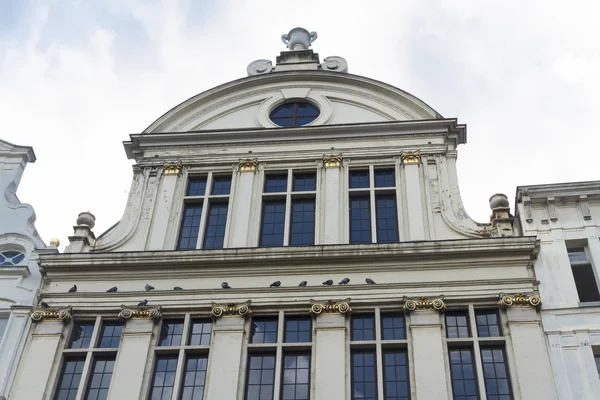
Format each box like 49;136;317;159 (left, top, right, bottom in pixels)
322;279;333;286
106;286;118;293
270;281;281;288
173;286;184;291
68;285;77;293
145;284;155;291
138;299;148;307
40;301;50;308
221;282;231;289
365;278;376;284
339;277;350;285
298;281;307;287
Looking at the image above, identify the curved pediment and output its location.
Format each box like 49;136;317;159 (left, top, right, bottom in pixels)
143;71;443;133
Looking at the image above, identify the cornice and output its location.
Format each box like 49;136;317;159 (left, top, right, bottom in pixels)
516;181;600;201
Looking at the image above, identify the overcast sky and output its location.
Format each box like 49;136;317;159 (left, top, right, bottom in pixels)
2;0;599;248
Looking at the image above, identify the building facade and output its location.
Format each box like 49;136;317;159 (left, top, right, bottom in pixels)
515;182;600;399
10;29;558;400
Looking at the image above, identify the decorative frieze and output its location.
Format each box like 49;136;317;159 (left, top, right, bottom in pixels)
239;158;259;172
309;298;352;315
210;301;252;318
162;161;183;176
402;296;445;312
498;292;542;309
322;153;343;168
401;151;421;165
118;305;162;321
31;306;73;323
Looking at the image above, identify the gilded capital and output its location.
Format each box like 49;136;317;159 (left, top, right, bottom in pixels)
402;296;445;312
323;153;343;168
401;151;421;165
163;161;183;176
118;305;162;321
309;298;352;315
211;300;252;318
498;292;541;309
239;158;258;172
31;306;73;323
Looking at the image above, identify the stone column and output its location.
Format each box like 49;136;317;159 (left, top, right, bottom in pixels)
229;159;259;247
401;152;425;240
205;301;251;400
310;299;351;400
321;154;343;244
404;296;450;400
146;162;183;250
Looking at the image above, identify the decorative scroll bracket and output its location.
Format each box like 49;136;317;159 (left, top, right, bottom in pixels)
309;298;352;315
211;301;252;318
31;306;73;323
498;293;542;309
402;296;446;312
118;305;162;321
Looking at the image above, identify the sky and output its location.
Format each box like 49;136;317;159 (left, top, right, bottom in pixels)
2;0;599;248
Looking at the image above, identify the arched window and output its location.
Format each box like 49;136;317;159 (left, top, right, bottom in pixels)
0;250;25;266
269;102;320;127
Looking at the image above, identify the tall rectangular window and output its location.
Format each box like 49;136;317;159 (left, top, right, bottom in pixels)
281;353;310;400
149;355;179;400
480;348;512;400
352;351;377;400
0;316;8;343
177;174;232;250
181;355;208;399
448;349;478;400
568;247;600;302
86;356;115;400
349;167;399;244
54;357;86;400
246;354;276;400
260;171;316;247
383;350;410;400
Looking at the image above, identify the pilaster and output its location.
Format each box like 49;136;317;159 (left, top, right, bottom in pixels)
321;154;343;244
146;161;183;250
401;151;425;240
229;159;259;247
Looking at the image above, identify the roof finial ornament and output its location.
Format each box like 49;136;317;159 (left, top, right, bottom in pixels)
281;27;317;51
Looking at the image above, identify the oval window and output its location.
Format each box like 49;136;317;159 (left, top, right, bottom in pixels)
269;102;320;127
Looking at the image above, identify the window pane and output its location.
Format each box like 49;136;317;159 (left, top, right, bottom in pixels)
182;354;208;399
381;313;406;340
264;175;288;193
480;347;513;399
159;319;184;347
284;317;312;343
187;177;207;196
295;103;319;116
177;203;203;250
374;169;395;188
475;310;502;337
568;248;588;262
251;318;278;344
270;103;295;118
85;356;115;400
246;354;276;400
211;175;231;195
260;200;286;247
281;353;310;400
571;263;600;302
352;314;375;341
290;199;315;246
98;322;123;349
54;358;86;400
383;350;409;400
445;311;470;338
350;170;369;189
292;173;316;192
350;196;372;244
375;194;398;243
189;319;213;346
203;202;229;249
449;348;479;400
352;351;377;400
69;322;95;349
150;355;178;400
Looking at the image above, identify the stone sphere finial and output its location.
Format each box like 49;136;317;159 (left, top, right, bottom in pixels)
489;193;510;210
49;238;60;246
76;211;96;228
281;27;318;51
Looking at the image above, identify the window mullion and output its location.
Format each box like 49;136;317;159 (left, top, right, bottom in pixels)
171;348;186;400
283;170;293;246
369;167;377;243
196;175;212;249
469;305;487;400
375;308;385;400
74;351;94;400
273;310;285;400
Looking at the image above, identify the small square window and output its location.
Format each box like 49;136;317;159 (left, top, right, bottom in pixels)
159;319;184;346
187;177;207;196
251;318;278;344
374;168;395;188
475;310;502;337
189;319;212;346
292;172;316;192
352;314;375;341
264;175;288;193
284;317;312;343
211;176;232;195
445;311;470;338
69;322;95;349
349;170;369;189
98;322;123;349
381;313;406;340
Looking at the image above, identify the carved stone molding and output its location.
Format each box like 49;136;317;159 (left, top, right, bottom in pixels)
401;151;421;165
309;298;352;315
498;292;541;309
239;158;259;172
163;161;183;176
402;296;445;312
323;153;343;168
31;306;73;323
579;195;592;220
118;305;162;321
547;197;558;222
211;301;252;318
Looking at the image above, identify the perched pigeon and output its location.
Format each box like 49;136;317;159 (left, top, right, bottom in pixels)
339;277;350;285
106;286;118;293
40;301;50;308
365;278;376;284
145;284;155;291
68;285;77;293
298;281;307;287
322;279;333;286
173;286;184;291
270;281;281;288
138;299;148;307
221;282;231;289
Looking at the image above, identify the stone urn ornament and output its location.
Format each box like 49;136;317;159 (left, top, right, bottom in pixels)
489;193;509;210
281;27;318;51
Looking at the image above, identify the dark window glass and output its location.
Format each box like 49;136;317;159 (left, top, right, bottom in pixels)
251;318;278;344
350;196;372;244
270;102;319;127
159;319;184;347
189;319;213;346
375;169;395;188
260;200;286;247
85;356;115;400
568;248;600;302
352;351;377;400
383;350;409;400
181;355;208;400
150;355;178;400
0;250;25;265
381;313;406;340
69;322;95;349
187;177;207;196
475;310;502;338
292;173;316;192
290;199;315;246
177;203;203;250
211;176;231;195
245;354;276;400
98;322;123;349
595;353;600;376
352;314;375;341
445;311;470;338
281;353;310;400
264;175;288;193
203;202;228;249
568;248;588;262
54;357;85;400
350;170;370;189
284;317;312;343
481;348;512;400
449;348;479;400
375;194;398;243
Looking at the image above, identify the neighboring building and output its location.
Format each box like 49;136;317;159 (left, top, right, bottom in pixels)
0;139;54;399
10;29;558;400
515;181;600;399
